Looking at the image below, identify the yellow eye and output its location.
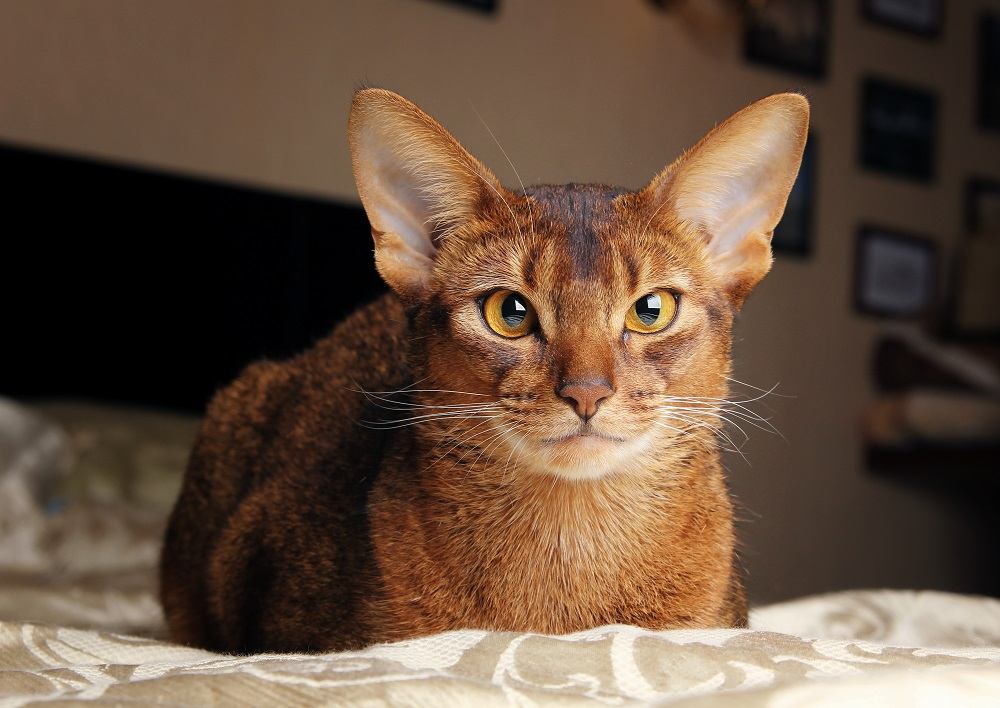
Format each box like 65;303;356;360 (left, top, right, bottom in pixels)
625;290;678;333
482;290;537;338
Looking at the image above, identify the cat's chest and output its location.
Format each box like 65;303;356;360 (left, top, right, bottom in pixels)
370;470;729;635
452;505;678;629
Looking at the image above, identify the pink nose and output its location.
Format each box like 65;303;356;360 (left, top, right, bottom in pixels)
558;379;614;422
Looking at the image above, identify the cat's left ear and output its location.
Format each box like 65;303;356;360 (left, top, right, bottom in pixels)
644;94;809;308
349;88;505;302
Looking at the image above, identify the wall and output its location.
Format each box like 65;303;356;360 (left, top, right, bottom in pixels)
2;0;998;603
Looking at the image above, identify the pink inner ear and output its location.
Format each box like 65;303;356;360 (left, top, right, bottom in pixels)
350;89;509;297
706;195;775;258
650;98;807;292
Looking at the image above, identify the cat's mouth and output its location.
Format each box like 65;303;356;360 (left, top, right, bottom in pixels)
541;429;626;446
520;425;645;480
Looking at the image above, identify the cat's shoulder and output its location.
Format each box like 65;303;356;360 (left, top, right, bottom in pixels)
307;291;409;366
299;292;411;399
202;292;408;433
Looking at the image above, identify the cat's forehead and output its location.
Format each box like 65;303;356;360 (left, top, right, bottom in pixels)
521;183;628;220
520;183;630;279
438;181;702;304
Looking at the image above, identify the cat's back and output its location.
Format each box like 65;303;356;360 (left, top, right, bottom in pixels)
161;292;409;650
193;290;409;491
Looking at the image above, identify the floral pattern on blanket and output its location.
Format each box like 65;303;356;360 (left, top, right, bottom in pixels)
2;620;999;706
3;398;1000;705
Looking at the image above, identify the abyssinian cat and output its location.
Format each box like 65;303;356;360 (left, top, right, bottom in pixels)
161;88;808;653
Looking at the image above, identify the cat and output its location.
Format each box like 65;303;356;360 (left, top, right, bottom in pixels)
160;88;808;653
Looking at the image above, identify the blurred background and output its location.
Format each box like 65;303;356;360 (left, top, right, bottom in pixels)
1;0;998;611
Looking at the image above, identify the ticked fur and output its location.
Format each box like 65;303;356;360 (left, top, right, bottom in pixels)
161;89;808;653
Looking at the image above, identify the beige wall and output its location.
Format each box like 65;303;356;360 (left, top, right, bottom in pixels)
2;0;998;603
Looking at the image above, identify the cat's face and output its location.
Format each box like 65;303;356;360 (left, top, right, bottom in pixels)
350;89;808;480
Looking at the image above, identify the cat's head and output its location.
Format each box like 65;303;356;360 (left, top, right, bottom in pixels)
349;89;808;481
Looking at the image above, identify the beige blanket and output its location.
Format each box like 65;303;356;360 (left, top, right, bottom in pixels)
1;399;999;706
3;596;1000;706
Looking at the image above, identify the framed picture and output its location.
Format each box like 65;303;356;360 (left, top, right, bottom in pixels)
744;0;829;78
862;0;943;38
964;178;1000;234
978;13;1000;131
854;227;938;318
946;236;1000;340
860;77;937;182
773;132;817;256
428;0;497;14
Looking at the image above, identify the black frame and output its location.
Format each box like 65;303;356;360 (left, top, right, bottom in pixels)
964;177;1000;234
853;226;938;319
862;0;943;38
429;0;498;14
744;0;829;79
978;13;1000;131
860;76;938;183
773;132;817;257
943;240;1000;342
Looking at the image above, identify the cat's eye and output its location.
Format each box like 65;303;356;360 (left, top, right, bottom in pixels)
625;290;678;334
482;290;537;338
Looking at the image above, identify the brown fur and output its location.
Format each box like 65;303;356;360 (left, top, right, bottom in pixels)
161;89;807;653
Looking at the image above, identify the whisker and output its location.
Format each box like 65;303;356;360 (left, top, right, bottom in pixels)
652;419;742;455
655;392;784;438
429;415;506;467
666;411;747;451
501;422;533;485
659;388;780;406
463;421;526;482
724;376;793;398
452;155;525;246
357;412;504;430
472;103;536;246
356;387;494;397
655;403;770;439
360;391;501;412
653;419;747;462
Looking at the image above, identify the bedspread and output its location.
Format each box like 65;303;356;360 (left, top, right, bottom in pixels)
2;590;1000;706
2;399;998;706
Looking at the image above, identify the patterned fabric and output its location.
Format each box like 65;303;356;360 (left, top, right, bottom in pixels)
2;399;1000;705
751;588;1000;648
1;615;999;706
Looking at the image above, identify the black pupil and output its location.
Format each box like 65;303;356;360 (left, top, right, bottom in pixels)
635;293;662;325
501;293;528;327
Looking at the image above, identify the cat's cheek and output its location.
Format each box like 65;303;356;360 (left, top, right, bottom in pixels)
444;313;540;387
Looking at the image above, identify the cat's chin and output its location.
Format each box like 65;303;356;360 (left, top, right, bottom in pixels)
526;430;648;481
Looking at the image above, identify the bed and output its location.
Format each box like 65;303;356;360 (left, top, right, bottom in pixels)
2;398;999;706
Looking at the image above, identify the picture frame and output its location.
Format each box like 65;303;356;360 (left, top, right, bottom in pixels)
978;13;1000;131
945;235;1000;341
773;132;817;257
862;0;943;38
853;226;938;319
429;0;497;14
860;77;937;182
964;178;1000;234
744;0;829;78
949;178;1000;340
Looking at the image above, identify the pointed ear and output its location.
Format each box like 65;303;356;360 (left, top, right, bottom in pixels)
644;93;809;307
349;88;503;301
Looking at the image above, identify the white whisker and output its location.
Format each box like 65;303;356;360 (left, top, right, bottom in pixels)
358;412;504;430
724;376;793;398
472;103;536;246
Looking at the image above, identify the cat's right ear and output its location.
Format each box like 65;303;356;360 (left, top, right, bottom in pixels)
349;89;503;302
642;93;809;308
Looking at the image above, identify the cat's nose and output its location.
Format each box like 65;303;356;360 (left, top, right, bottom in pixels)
557;379;614;422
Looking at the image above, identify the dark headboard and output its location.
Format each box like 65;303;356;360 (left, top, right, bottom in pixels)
2;143;386;412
